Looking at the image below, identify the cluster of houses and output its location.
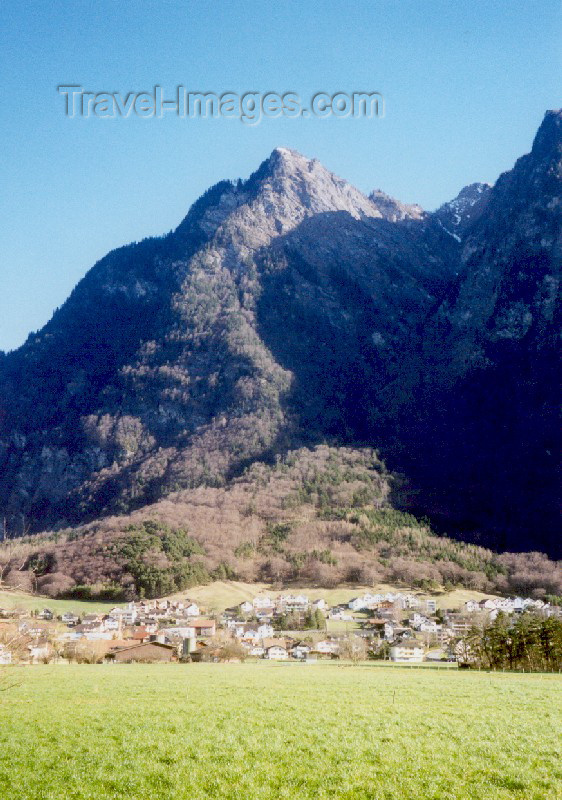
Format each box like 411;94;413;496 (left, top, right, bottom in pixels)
463;596;549;617
0;590;558;665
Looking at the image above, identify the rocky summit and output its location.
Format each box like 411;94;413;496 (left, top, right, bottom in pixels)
0;111;560;558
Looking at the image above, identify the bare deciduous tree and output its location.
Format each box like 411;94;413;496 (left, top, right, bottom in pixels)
339;634;368;663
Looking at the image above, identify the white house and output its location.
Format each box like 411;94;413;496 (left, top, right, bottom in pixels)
265;645;288;660
501;600;516;612
0;645;12;665
184;603;200;617
28;640;51;663
311;599;327;611
348;598;364;611
246;645;265;657
383;622;394;640
291;643;311;659
239;601;254;615
137;600;157;612
390;639;425;663
352;593;388;611
61;612;80;626
109;607;137;625
253;596;274;610
241;629;260;643
257;624;274;639
160;626;196;640
329;608;353;621
314;640;339;655
420;620;440;633
231;622;248;638
278;595;309;611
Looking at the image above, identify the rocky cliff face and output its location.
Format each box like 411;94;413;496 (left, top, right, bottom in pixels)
0;112;560;557
434;182;492;241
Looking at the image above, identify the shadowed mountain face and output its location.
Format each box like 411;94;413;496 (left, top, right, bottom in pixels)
398;110;561;555
0;113;560;557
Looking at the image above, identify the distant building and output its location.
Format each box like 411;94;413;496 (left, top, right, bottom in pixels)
313;640;339;656
262;637;287;652
265;645;288;660
106;642;177;663
447;616;473;637
389;640;425;663
329;607;353;621
61;612;80;626
253;596;274;610
246;644;265;657
159;626;196;641
28;639;51;663
278;594;309;611
290;642;311;659
257;624;274;639
191;619;216;637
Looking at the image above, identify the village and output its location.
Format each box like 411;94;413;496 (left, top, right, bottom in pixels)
0;588;557;666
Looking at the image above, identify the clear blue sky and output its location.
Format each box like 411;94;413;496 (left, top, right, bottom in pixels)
1;0;560;352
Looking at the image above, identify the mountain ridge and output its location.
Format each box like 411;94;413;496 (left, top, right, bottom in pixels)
0;111;560;560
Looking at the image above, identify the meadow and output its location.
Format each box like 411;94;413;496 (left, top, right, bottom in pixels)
0;589;116;616
0;580;497;616
0;662;560;800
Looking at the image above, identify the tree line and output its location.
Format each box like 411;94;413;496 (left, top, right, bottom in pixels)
457;612;562;672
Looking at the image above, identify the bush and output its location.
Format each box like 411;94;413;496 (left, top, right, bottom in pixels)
63;584;126;602
36;572;76;597
3;569;35;593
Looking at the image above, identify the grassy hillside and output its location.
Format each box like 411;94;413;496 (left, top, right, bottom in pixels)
1;447;560;602
0;580;498;617
0;590;115;615
0;664;560;800
175;580;499;613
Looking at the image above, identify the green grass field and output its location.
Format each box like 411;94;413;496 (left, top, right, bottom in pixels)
0;663;559;800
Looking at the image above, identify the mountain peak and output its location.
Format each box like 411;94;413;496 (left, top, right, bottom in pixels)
248;146;315;184
245;148;380;222
269;145;309;165
434;181;492;240
531;109;562;159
